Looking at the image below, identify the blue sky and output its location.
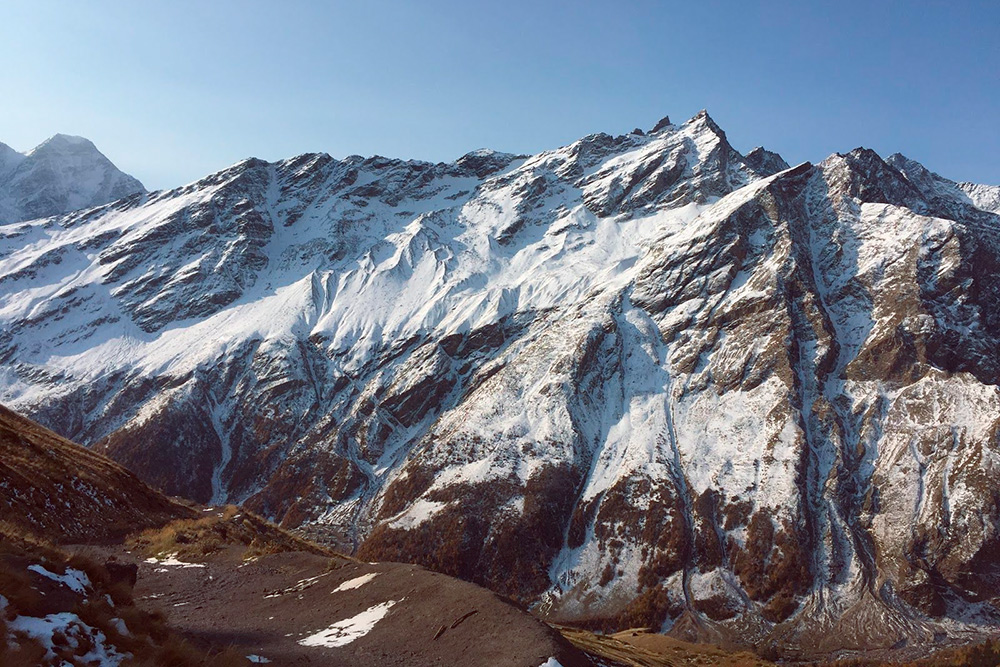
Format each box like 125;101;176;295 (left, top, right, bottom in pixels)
1;1;997;189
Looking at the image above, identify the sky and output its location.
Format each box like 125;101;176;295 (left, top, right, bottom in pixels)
1;1;997;190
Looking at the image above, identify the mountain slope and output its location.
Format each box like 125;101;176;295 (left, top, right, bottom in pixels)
0;135;145;225
0;404;194;542
2;112;1000;657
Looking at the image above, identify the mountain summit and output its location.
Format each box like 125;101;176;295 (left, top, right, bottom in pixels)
0;134;145;224
2;112;1000;656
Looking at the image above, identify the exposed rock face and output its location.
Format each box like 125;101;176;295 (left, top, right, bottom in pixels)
2;112;1000;655
0;134;145;224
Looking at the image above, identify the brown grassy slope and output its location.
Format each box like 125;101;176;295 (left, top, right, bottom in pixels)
129;504;338;562
558;626;775;667
0;404;195;543
813;640;1000;667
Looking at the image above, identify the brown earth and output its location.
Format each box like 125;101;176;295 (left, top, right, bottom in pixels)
71;540;587;666
559;626;774;667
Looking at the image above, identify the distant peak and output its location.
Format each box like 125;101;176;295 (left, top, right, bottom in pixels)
49;133;91;144
744;146;790;177
842;147;889;167
30;133;99;156
885;152;923;170
455;148;520;178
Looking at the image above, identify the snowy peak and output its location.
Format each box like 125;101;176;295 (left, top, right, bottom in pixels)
28;132;98;154
0;141;26;178
887;151;1000;215
0;134;145;224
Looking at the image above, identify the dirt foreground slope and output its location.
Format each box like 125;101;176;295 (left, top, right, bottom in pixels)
74;542;588;666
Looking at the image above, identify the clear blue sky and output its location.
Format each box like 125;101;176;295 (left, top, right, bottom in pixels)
1;1;997;190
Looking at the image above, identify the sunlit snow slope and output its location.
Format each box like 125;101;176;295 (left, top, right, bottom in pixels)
3;111;1000;654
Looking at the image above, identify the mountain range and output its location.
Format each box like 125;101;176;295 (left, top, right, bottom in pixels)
3;112;1000;659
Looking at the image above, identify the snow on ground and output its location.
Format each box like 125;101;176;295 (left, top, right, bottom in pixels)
298;599;402;648
7;612;129;666
538;659;565;667
332;572;379;593
388;498;448;530
144;553;206;568
27;564;91;594
246;655;271;664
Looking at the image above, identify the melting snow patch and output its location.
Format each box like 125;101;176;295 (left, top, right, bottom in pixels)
332;572;379;593
390;498;447;530
247;655;271;663
298;599;402;648
27;564;91;594
144;553;206;568
8;612;129;665
538;659;565;667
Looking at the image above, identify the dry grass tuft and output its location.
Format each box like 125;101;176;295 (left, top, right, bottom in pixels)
558;625;775;667
129;504;337;562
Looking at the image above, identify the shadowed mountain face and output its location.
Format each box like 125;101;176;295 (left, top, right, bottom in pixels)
2;112;1000;655
0;134;145;225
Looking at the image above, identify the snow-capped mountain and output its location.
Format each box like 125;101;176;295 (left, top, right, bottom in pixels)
3;111;1000;656
0;134;145;224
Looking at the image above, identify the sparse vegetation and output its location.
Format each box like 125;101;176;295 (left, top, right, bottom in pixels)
558;625;775;667
0;404;194;544
129;504;337;561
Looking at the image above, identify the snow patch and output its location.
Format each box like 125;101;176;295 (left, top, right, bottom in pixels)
27;564;91;594
144;553;206;568
298;599;402;648
333;572;379;593
7;612;129;666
